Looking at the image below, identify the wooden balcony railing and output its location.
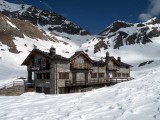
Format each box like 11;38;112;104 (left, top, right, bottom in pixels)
70;64;92;70
109;77;133;82
28;65;50;71
65;77;133;87
66;79;109;86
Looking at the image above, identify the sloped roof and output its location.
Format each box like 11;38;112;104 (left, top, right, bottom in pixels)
105;56;119;66
117;61;133;67
22;49;69;66
105;56;132;67
70;51;93;63
22;49;132;68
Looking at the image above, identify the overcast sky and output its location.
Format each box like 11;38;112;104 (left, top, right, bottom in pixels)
6;0;160;34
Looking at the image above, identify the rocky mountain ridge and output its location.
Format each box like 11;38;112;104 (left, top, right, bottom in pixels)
0;0;93;56
98;18;160;49
80;18;160;54
0;0;90;35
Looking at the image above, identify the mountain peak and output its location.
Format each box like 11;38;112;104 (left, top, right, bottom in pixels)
144;17;160;25
0;0;31;13
98;20;134;36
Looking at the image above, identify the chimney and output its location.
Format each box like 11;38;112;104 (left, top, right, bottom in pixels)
105;51;109;62
117;57;121;62
50;46;56;56
106;52;109;59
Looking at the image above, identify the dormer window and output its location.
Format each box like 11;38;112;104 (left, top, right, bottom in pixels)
126;66;129;69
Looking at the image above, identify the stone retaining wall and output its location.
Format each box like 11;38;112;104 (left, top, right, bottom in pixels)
0;85;25;96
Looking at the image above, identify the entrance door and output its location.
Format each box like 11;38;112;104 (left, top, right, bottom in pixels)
72;72;77;84
43;88;50;94
28;71;32;83
85;72;88;83
36;87;42;93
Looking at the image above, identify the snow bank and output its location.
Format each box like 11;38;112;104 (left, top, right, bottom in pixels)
0;64;160;120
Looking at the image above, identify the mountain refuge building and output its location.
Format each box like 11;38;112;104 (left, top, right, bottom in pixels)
22;47;132;94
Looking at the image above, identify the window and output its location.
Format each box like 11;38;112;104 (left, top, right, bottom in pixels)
59;72;69;79
122;73;125;77
113;73;117;77
126;73;129;77
99;73;104;78
37;59;41;65
37;73;42;79
42;62;46;68
117;73;121;77
93;64;97;67
59;87;66;94
44;73;50;79
91;73;97;78
126;66;129;69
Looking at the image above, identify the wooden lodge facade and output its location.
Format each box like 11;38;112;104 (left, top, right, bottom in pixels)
22;47;132;94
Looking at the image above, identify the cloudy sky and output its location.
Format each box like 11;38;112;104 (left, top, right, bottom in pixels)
6;0;160;34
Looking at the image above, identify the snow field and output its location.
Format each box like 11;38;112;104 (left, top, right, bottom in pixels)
0;63;160;120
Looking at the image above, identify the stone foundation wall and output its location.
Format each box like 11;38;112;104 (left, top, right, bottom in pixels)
0;85;25;96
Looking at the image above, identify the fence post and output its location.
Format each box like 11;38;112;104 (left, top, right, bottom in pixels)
23;80;26;92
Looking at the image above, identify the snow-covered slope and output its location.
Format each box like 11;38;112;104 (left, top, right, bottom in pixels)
0;61;160;120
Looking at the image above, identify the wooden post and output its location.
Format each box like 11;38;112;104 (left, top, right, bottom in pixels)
28;70;32;83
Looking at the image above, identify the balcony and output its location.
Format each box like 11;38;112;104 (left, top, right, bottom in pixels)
109;77;133;83
65;79;108;87
28;64;50;71
70;64;93;70
65;77;133;87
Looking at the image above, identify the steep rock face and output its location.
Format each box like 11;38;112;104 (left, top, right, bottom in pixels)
0;1;90;35
0;14;22;53
0;13;58;53
98;20;159;49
